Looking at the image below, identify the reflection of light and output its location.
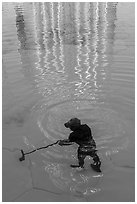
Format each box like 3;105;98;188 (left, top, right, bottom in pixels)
41;2;50;72
33;3;51;96
101;3;108;55
75;2;82;69
74;3;92;96
32;3;43;77
92;3;99;89
50;2;58;71
74;2;83;95
93;174;103;178
74;2;100;99
101;2;108;77
83;2;91;80
57;2;65;73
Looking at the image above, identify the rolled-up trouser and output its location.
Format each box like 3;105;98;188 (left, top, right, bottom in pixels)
77;142;100;167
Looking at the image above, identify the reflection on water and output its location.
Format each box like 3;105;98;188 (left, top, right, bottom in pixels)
13;2;117;103
2;2;134;199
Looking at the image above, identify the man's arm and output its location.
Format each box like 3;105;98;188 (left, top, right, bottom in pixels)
58;139;73;146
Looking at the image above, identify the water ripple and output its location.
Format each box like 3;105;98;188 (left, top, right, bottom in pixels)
23;99;129;195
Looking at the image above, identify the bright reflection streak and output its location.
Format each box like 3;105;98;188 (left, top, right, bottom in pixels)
92;2;99;89
101;2;108;76
74;2;83;95
57;2;65;73
41;2;50;72
74;2;101;99
84;3;91;81
74;3;92;96
50;2;58;71
32;3;43;77
101;3;108;55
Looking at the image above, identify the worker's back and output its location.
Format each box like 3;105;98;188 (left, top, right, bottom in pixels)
68;124;93;146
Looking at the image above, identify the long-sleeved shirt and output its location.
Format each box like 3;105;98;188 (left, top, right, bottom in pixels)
68;124;95;147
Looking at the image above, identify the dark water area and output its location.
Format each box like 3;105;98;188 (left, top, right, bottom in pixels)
2;2;135;202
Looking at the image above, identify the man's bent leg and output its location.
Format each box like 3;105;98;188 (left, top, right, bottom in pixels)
89;151;101;172
78;153;86;168
70;154;86;168
71;146;86;168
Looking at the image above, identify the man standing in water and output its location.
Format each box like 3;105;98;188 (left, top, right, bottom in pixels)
58;118;101;172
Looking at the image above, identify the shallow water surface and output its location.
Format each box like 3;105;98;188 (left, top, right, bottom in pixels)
2;2;135;202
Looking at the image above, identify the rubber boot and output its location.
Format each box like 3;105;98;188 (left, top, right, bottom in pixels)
91;154;101;172
91;161;101;172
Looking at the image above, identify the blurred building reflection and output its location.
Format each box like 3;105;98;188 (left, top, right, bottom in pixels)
14;2;118;103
